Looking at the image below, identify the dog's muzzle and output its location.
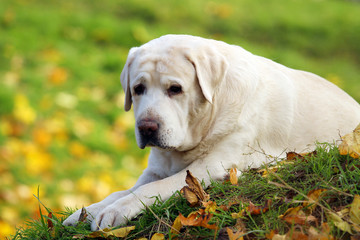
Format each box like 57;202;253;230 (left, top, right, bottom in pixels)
137;119;160;149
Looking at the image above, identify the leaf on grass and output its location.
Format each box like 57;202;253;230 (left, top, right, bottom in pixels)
180;170;209;206
230;168;238;185
350;195;360;227
170;215;183;235
286;151;317;161
47;212;54;229
178;209;218;230
257;166;278;178
78;207;88;223
203;200;217;213
86;226;135;238
150;233;165;240
226;227;244;240
232;199;271;219
339;123;360;159
326;211;353;234
180;186;199;207
308;222;334;240
303;189;327;212
279;206;316;225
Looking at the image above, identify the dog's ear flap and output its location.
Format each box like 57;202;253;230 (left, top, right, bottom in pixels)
120;47;139;111
186;45;229;104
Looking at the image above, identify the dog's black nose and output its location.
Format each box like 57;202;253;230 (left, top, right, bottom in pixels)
138;120;159;136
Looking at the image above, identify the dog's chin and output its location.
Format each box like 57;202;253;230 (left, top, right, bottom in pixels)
138;138;176;150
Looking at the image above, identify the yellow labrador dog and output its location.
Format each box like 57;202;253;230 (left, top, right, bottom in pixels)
64;34;360;230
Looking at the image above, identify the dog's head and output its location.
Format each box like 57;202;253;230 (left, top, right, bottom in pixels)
120;35;228;151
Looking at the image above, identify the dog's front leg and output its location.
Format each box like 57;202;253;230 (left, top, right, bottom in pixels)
91;157;231;230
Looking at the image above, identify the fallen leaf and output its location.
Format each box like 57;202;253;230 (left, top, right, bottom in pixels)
47;212;54;229
326;210;353;234
303;189;327;212
203;200;217;213
279;206;316;225
245;199;272;216
287;152;305;161
170;215;183;235
339;123;360;159
77;207;88;223
308;222;334;240
150;233;165;240
178;209;218;230
257;166;278;178
226;227;244;240
180;186;199;207
265;229;278;239
87;226;135;238
350;195;360;226
230;168;238;185
181;170;209;206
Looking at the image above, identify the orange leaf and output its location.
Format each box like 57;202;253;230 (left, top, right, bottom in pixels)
230;168;238;185
279;206;316;225
203;200;217;213
226;227;244;240
47;212;53;229
178;209;218;230
245;199;272;216
48;67;68;85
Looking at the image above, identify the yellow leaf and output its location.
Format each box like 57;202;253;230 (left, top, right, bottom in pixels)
150;233;165;240
327;211;353;234
13;94;36;124
170;216;183;235
88;226;135;238
339;123;360;159
203;200;217;213
350;195;360;226
230;168;238;185
303;189;327;212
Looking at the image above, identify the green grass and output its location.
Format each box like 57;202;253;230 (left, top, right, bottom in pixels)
10;144;360;239
1;0;360;238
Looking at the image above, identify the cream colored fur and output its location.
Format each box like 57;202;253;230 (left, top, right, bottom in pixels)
63;35;360;230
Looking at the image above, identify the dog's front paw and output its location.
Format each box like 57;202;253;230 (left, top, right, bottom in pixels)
90;204;134;231
63;203;104;227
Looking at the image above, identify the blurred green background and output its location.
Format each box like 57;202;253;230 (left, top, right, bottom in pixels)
1;0;360;237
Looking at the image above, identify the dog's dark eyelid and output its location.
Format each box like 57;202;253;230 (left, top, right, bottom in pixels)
134;84;145;95
168;85;182;96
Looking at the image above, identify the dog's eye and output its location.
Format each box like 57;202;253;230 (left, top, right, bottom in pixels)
168;85;183;96
134;84;146;95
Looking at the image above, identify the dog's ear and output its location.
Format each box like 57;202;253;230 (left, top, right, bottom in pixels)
186;45;229;104
120;47;138;111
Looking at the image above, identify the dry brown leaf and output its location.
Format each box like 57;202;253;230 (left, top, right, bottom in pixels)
265;229;278;239
230;168;238;185
339;123;360;158
226;227;244;240
78;207;88;223
257;166;278;178
180;170;209;206
279;206;317;225
178;209;218;230
180;186;199;207
47;212;54;229
303;189;327;212
150;233;165;240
